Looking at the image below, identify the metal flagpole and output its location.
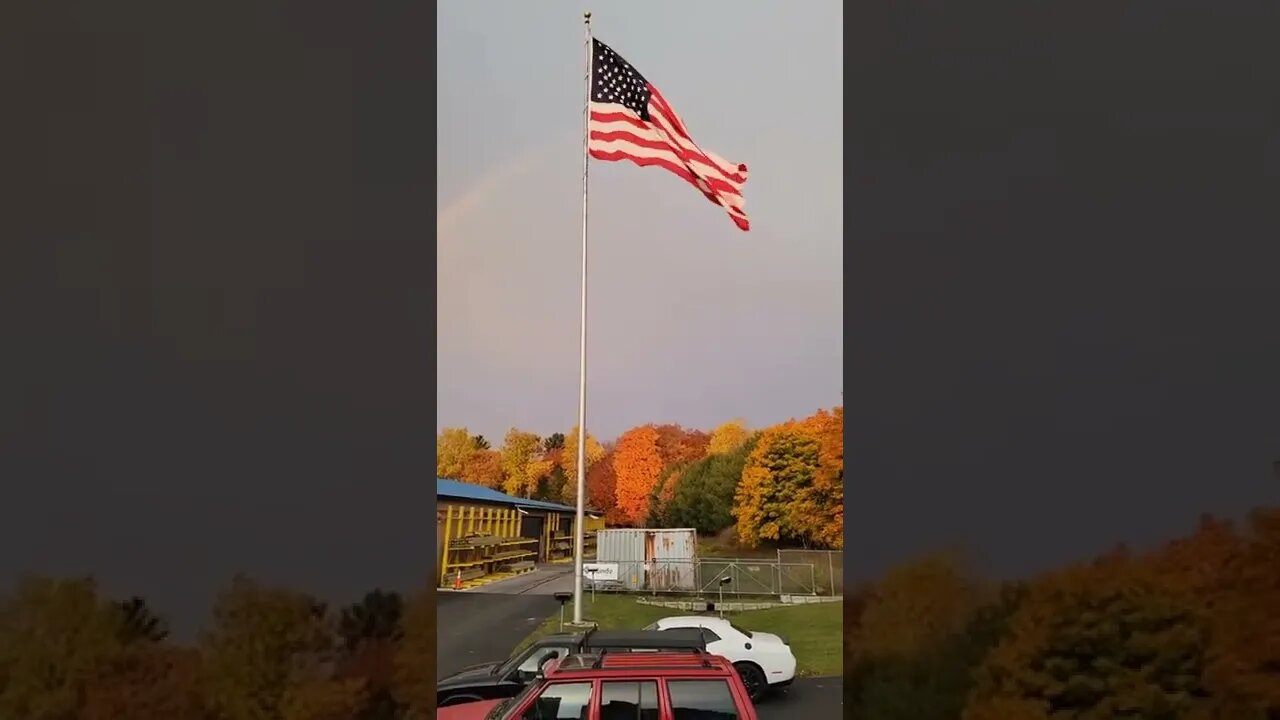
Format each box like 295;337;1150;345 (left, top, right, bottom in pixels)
572;10;592;625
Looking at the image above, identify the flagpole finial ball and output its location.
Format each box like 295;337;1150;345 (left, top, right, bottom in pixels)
584;11;591;20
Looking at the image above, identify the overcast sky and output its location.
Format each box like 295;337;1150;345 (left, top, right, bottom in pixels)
436;1;844;442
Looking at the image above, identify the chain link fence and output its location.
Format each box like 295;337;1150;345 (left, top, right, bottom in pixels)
585;559;819;596
776;549;843;596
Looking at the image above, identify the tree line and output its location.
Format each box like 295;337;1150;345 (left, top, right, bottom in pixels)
0;576;434;720
846;507;1280;719
437;405;844;549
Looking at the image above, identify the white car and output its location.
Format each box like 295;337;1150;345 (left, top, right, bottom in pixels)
642;615;796;701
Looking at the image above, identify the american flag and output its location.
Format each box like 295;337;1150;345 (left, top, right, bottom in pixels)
587;38;749;231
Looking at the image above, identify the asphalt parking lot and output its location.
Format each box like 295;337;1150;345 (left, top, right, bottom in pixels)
437;583;843;715
437;590;559;679
756;677;843;718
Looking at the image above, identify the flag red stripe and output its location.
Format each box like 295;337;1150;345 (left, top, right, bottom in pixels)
588;128;743;198
589;147;749;230
646;86;747;181
590;109;748;186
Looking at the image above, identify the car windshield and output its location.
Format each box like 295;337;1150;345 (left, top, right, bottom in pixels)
486;676;544;719
495;647;534;676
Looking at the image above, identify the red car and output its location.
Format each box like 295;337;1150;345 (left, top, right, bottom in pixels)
437;649;758;720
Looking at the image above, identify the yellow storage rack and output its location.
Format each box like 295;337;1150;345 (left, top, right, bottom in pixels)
439;504;538;589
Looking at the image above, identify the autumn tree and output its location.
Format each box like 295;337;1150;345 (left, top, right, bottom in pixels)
849;554;1014;720
435;427;476;479
640;424;710;523
646;464;686;527
500;429;553;497
0;576;126;720
200;575;364;720
460;448;503;489
543;433;565;452
393;589;436;718
652;424;710;467
963;557;1212;720
337;590;405;720
797;407;844;548
83;644;207;720
659;438;757;533
1200;508;1280;717
560;426;605;504
612;425;666;525
586;446;621;524
707;419;751;455
733;422;825;547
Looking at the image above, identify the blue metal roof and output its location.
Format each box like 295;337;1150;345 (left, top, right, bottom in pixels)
436;477;597;514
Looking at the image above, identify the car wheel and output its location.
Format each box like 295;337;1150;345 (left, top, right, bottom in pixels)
439;693;483;707
733;662;768;703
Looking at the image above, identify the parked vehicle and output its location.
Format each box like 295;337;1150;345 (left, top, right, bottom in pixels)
438;649;759;720
641;616;796;701
437;627;706;707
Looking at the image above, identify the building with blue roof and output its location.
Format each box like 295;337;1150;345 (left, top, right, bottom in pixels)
436;477;603;589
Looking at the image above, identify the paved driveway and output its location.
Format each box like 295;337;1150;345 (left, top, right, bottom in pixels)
757;677;843;719
436;591;561;679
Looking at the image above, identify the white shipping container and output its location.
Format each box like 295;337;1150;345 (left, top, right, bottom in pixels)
595;528;698;592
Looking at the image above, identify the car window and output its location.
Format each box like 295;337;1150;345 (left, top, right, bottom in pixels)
666;679;739;720
517;646;570;675
520;681;593;720
699;627;721;643
599;680;660;720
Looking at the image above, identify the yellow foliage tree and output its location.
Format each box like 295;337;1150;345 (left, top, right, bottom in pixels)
707;419;751;455
733;418;843;548
435;427;476;479
500;429;553;497
560;426;605;504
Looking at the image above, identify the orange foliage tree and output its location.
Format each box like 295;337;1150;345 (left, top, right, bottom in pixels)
586;446;622;524
611;426;666;526
798;407;844;548
460;449;503;489
652;424;710;467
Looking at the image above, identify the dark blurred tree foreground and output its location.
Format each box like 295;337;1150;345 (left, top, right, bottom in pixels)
846;508;1280;719
0;577;434;720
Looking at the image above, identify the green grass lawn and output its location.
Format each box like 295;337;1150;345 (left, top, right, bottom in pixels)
515;594;843;677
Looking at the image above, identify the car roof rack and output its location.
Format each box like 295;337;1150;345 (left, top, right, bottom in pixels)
582;628;706;652
587;648;716;670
